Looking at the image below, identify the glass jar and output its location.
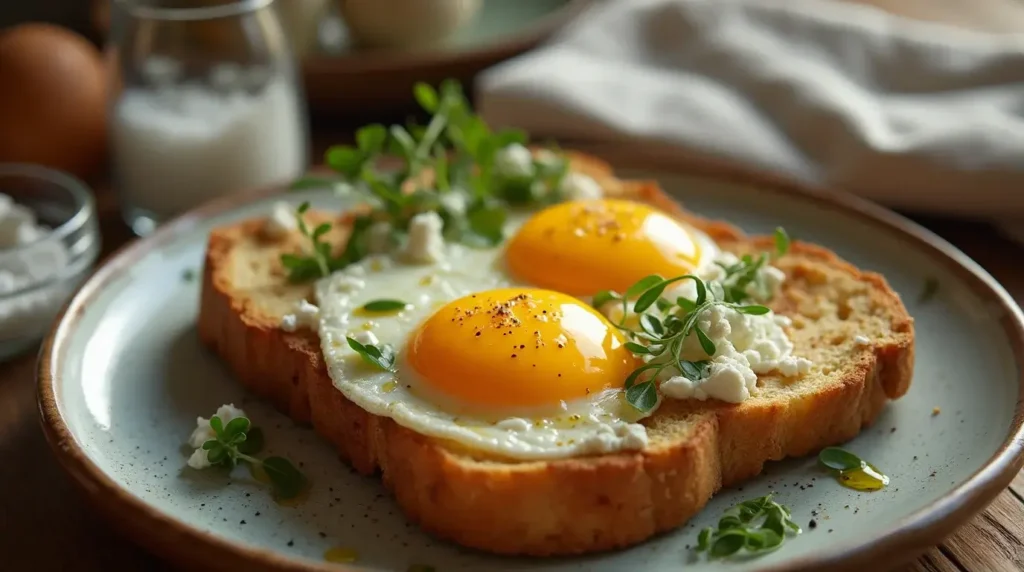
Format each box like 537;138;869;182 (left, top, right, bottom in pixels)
108;0;310;236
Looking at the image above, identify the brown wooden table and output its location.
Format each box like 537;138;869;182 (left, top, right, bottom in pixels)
2;125;1024;571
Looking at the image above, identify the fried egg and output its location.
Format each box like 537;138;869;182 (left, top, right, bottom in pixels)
314;198;720;459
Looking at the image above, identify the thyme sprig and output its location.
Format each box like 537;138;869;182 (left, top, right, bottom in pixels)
598;228;791;413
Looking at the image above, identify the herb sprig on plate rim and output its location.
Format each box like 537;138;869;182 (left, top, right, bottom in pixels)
281;79;573;283
597;228;791;413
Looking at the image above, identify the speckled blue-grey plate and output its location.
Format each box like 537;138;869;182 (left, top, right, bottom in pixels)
38;150;1024;572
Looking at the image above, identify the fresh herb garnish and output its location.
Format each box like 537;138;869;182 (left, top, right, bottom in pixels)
280;201;342;282
346;336;397;372
774;226;790;257
198;416;306;499
694;494;801;559
595;234;790;413
360;299;408;312
279;79;572;282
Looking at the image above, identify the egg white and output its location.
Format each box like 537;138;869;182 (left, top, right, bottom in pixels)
313;207;720;460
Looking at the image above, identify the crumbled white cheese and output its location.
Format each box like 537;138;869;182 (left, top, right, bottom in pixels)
280;298;320;332
186;403;246;469
561;172;603;200
854;335;871;346
494;143;535;178
332;275;365;293
574;422;648;454
263;200;297;238
350;330;378;347
367;221;393;254
658;304;811;404
438;192;467;217
399;211;446;264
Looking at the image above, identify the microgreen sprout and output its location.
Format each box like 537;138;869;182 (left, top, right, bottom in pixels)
279;79;572;283
198;416;306;499
694;494;801;559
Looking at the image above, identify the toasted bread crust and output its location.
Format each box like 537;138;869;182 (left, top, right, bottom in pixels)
198;155;914;556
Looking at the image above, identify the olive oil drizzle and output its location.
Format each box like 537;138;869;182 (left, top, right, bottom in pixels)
323;546;358;563
818;446;889;491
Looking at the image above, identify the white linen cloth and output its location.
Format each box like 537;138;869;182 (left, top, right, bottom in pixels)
476;0;1024;243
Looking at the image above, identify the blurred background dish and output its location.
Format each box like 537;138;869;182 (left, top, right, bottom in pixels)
95;0;590;121
302;0;589;119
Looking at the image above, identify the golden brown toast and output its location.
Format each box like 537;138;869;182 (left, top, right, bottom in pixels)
197;151;914;556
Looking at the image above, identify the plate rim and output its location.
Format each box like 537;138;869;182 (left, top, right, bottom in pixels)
36;149;1024;572
302;0;593;75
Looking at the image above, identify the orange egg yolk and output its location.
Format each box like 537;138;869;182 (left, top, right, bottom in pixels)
505;199;705;296
405;288;637;411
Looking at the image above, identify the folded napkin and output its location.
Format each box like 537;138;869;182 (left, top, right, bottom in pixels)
477;0;1024;243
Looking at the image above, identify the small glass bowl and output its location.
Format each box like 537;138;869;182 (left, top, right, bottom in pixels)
0;164;100;362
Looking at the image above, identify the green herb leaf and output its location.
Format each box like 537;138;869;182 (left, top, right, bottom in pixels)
356;124;388;155
465;200;507;246
676;297;697;312
361;299;408;312
389;125;417;160
774;227;790;257
222;417;251;444
625;381;659;413
206;443;229;465
693;494;800;560
346;337;397;372
709;531;747;558
634;281;669;313
696;527;713;551
237;427;264;455
325;145;365;179
262;456;307;499
679;360;710;380
736;304;771;315
818;446;864;472
625;275;663;299
695;326;717;356
209;415;224;437
592;290;619;310
639;314;663;336
624;342;650;355
413;82;440;113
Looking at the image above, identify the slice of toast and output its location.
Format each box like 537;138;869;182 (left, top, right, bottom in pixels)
197;151;914;556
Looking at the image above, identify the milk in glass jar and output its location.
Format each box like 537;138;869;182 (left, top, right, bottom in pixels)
108;0;309;235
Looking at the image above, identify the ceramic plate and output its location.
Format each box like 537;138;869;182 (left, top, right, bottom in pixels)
301;0;590;117
39;153;1024;572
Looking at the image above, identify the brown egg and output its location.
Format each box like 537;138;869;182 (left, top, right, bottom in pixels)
0;24;109;180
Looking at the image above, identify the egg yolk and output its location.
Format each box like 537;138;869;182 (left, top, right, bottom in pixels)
505;199;705;296
405;288;637;410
